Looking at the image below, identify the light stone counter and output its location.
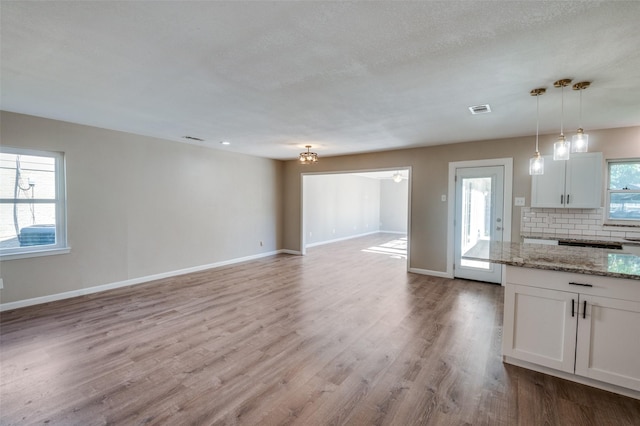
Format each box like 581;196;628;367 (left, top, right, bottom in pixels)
463;242;640;280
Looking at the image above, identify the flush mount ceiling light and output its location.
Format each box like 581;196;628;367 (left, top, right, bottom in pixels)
529;88;546;176
220;140;231;145
299;145;318;164
392;171;403;183
553;79;572;161
468;104;491;115
572;81;591;153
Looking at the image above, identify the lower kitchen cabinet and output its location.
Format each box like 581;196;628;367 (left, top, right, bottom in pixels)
575;295;640;391
502;266;640;397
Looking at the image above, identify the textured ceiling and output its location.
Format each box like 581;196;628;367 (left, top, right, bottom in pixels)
2;1;640;160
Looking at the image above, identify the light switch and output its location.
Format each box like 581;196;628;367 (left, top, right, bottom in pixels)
514;197;525;206
441;195;447;202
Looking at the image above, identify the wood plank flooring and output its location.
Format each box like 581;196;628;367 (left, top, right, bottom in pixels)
1;233;639;425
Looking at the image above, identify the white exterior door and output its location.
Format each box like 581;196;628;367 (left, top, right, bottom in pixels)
454;166;504;283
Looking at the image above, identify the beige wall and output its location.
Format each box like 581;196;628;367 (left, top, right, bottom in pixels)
283;126;640;273
0;112;283;304
2;109;638;305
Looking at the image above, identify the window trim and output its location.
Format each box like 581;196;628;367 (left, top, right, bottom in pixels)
0;146;69;260
604;158;640;226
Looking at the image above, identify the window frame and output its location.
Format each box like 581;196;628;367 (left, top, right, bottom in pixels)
0;146;69;260
605;158;640;226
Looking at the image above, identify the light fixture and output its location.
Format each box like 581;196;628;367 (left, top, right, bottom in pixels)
392;171;403;183
299;145;318;164
553;79;572;161
572;81;591;153
220;140;231;145
529;87;546;175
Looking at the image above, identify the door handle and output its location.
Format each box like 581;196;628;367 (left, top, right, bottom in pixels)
567;194;570;204
496;226;502;231
571;299;575;317
561;194;564;204
583;300;587;319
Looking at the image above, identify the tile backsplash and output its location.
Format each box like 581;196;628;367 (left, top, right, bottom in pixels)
521;207;640;241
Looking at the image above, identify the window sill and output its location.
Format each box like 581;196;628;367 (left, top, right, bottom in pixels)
603;223;640;229
0;247;71;261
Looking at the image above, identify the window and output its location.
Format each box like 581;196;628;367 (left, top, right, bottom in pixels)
606;159;640;224
0;147;68;259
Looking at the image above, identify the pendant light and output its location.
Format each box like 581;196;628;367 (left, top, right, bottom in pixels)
529;88;545;175
392;171;403;183
299;145;319;164
553;79;572;161
571;81;591;153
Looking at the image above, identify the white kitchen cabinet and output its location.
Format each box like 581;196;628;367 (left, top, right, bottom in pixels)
575;295;640;391
503;284;577;373
503;266;640;397
531;152;602;208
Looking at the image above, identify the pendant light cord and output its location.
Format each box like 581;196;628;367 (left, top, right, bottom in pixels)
579;88;583;129
560;85;565;136
535;93;540;153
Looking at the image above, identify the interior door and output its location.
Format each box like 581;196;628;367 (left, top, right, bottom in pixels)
454;166;504;283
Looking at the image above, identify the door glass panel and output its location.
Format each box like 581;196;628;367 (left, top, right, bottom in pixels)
460;177;491;269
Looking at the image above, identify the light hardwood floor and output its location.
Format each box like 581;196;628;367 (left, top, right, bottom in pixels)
1;233;639;425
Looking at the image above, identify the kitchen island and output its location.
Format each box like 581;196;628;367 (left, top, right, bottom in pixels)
464;241;640;399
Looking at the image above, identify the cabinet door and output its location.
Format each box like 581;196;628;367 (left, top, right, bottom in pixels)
503;284;578;373
565;152;603;208
531;155;566;208
575;295;640;391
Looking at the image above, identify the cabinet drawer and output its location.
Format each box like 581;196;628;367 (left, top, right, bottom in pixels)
505;266;640;302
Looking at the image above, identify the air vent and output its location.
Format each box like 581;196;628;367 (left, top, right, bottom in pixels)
182;136;205;142
468;104;491;115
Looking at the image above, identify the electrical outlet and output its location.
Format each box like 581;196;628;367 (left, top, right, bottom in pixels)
441;195;447;202
259;241;263;246
0;278;4;290
514;197;525;206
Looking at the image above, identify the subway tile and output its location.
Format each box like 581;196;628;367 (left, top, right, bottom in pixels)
575;224;590;230
568;229;583;235
582;230;597;236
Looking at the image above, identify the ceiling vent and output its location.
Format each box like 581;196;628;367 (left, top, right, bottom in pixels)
468;104;491;115
182;136;205;142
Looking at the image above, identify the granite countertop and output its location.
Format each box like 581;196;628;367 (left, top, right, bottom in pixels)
463;241;640;280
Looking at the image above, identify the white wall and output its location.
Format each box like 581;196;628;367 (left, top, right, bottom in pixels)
380;179;408;233
303;174;380;246
0;112;283;305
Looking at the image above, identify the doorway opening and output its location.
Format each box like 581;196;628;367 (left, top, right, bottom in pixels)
301;168;411;268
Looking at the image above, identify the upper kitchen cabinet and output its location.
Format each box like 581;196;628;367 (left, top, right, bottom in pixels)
531;152;603;208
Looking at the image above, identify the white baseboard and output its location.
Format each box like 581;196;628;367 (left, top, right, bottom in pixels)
408;267;453;279
0;250;292;312
306;231;379;248
378;230;407;235
279;249;302;255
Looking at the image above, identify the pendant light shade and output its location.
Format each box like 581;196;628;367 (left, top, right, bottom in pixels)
553;79;572;161
553;135;571;161
571;81;591;153
392;171;403;183
529;88;545;175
